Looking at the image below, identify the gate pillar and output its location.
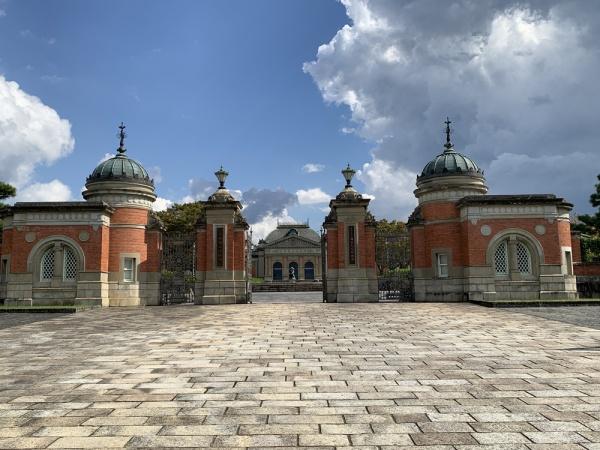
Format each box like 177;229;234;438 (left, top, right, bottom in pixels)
323;165;378;302
195;167;249;304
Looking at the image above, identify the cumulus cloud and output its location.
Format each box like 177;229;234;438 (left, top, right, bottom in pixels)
0;76;74;187
242;188;297;223
250;209;297;242
296;188;331;205
152;197;173;212
302;163;325;173
305;0;600;217
15;180;72;202
357;159;416;218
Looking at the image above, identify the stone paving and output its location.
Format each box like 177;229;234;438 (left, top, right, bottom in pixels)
1;303;600;449
516;306;600;331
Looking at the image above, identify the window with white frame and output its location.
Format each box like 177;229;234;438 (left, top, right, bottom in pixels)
40;247;55;281
436;253;448;278
494;241;509;275
123;257;136;282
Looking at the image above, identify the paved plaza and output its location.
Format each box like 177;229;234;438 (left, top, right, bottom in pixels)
1;303;600;449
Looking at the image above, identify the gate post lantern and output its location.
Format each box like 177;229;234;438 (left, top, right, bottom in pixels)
195;167;249;304
323;164;378;302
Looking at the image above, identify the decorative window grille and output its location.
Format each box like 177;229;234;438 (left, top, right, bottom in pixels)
437;253;448;278
41;248;55;281
63;247;78;281
516;242;531;274
123;257;136;282
216;227;225;268
494;241;508;275
348;225;356;265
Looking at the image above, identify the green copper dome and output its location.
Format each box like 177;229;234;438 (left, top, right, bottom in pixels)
418;118;484;181
87;154;152;185
86;123;153;186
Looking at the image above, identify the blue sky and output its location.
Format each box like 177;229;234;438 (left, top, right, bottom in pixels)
1;0;599;239
0;0;369;237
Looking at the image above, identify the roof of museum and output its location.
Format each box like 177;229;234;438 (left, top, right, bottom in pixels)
0;201;114;217
418;119;484;181
263;224;320;244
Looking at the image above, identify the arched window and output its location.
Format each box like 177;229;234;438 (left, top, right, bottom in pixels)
516;242;531;274
63;247;78;281
39;244;79;282
273;262;283;281
494;241;508;276
40;247;55;281
492;237;536;278
304;261;314;280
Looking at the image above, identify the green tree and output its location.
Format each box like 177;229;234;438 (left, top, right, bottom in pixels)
0;181;16;209
156;201;204;233
574;174;600;236
375;219;410;275
0;181;16;232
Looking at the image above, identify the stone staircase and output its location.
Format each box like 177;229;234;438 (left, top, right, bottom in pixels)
251;282;323;292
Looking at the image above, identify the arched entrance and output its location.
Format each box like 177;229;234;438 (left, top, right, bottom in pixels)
304;261;314;280
272;262;283;281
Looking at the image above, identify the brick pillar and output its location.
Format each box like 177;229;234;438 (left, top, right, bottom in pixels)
195;168;249;304
323;165;378;303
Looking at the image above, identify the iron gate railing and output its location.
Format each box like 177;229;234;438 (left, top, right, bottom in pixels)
376;227;413;302
160;232;196;305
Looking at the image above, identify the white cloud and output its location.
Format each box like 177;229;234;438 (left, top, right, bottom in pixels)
152;197;173;212
356;159;417;220
296;188;331;205
98;153;113;164
14;180;72;202
0;9;6;18
0;76;74;188
302;163;325;173
305;1;600;214
249;209;297;243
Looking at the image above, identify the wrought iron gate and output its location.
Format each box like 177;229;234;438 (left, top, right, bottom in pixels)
160;232;196;305
376;228;414;302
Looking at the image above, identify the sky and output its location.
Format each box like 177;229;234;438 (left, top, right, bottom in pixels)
0;0;599;241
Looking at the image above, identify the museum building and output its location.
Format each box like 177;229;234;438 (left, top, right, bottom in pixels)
408;120;577;301
252;223;322;282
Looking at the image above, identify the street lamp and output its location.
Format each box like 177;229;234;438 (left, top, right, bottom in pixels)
215;166;228;188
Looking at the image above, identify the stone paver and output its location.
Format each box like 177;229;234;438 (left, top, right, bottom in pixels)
516;306;600;331
1;302;600;448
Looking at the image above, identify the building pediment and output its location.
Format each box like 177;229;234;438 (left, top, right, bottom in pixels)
266;235;320;249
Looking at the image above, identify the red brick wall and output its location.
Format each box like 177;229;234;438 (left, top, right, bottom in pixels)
326;228;338;269
421;202;460;221
572;233;582;263
144;230;162;272
107;207;151;273
3;225;108;273
232;229;246;271
410;226;426;269
575;263;600;276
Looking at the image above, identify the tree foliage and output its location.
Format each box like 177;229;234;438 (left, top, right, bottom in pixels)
375;219;410;275
156;201;205;233
0;181;16;209
574;174;600;236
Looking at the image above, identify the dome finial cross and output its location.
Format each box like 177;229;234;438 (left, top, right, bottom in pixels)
444;117;453;152
117;122;127;154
